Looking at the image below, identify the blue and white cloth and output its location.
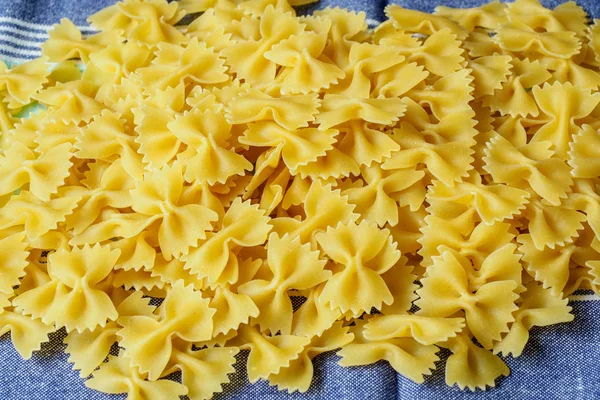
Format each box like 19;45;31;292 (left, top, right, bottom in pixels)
1;1;600;399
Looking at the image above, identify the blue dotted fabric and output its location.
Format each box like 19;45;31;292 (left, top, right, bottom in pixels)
1;1;600;399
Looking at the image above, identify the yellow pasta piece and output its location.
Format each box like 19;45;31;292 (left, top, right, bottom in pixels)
42;18;120;63
13;244;120;332
86;354;188;399
443;330;510;390
434;1;508;30
238;233;329;334
337;318;440;384
416;248;519;349
316;221;401;316
118;280;215;380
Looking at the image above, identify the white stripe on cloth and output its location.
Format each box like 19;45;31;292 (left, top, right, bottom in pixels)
570;294;600;302
0;18;99;58
0;25;49;40
0;35;45;49
0;17;95;31
0;43;41;57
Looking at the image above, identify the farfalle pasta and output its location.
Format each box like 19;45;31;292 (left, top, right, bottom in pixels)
2;0;600;397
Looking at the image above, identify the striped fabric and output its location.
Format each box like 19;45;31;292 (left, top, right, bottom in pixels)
1;1;600;399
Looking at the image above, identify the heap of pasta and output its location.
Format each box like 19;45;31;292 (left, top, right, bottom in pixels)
1;0;599;396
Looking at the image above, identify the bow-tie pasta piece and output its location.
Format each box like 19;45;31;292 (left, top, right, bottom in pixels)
0;190;80;242
86;42;153;91
387;205;427;255
168;108;252;185
383;99;476;185
328;42;405;98
427;172;530;224
407;69;474;120
64;289;156;378
483;134;573;206
337;318;440;384
184;198;272;285
206;282;261;336
87;0;187;46
164;341;239;400
371;60;429;99
506;0;587;36
147;254;204;290
34;80;104;124
543;57;600;91
42;19;121;63
63;159;135;235
379;259;420;315
69;209;158;246
238;233;330;335
134;102;185;170
0;141;72;201
0;232;29;296
12;244;120;332
264;30;345;94
226;89;320;131
419;216;515;267
75;110;145;181
562;179;600;239
530;82;600;159
130;164;218;259
375;27;464;78
434;1;508;30
118;281;215;381
342;163;426;226
443;330;510;390
0;299;54;360
292;143;360;179
270;179;358;246
316;94;407;130
221;5;306;85
589;19;600;63
519;223;600;296
311;8;367;69
482;58;552;118
136;39;228;94
228;324;311;384
268;321;354;393
0;57;49;109
31;117;80;154
385;5;468;39
468;55;512;98
494;20;582;59
291;283;342;338
336;121;401;168
316;221;401;316
568;125;600;178
524;196;587;250
363;315;465;345
240;121;338;172
462;29;504;58
416;248;519;349
86;354;188;400
494;279;573;357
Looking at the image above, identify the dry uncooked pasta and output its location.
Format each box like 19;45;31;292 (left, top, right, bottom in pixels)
2;0;600;397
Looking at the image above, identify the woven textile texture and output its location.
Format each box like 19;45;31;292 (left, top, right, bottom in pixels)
1;1;600;399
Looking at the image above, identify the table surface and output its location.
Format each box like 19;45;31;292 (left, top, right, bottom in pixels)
1;0;600;399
